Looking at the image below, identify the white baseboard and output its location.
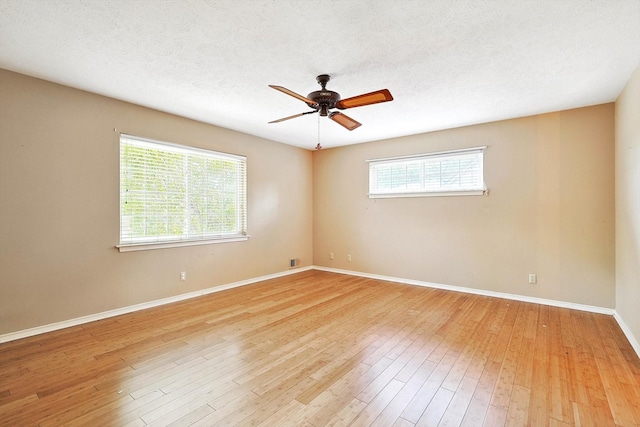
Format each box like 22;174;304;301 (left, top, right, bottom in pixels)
3;265;638;361
0;266;313;344
314;266;615;314
314;266;640;359
613;312;640;358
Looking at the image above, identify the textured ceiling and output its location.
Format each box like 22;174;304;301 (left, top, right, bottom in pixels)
1;0;640;150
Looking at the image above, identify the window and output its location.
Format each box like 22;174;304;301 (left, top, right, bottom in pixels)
119;134;247;251
368;146;486;198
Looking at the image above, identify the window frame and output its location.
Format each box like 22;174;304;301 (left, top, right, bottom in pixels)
367;146;487;199
117;134;248;252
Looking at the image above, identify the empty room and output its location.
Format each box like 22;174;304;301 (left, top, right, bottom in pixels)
1;1;639;426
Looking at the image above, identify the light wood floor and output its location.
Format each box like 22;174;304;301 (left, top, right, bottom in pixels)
1;270;639;426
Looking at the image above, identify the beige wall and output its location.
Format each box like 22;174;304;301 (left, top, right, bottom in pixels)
0;68;623;337
0;70;313;335
313;104;616;308
615;64;640;343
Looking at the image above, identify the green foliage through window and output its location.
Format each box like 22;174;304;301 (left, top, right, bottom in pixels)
119;135;247;245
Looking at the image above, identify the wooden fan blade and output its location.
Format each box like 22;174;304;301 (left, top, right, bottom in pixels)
329;112;362;131
336;89;393;109
269;110;317;124
269;85;317;105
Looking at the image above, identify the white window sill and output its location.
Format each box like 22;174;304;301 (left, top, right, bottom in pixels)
369;189;488;199
117;236;249;252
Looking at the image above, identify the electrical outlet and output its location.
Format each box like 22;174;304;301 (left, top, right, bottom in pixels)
329;252;334;260
180;271;186;281
347;254;352;262
528;273;537;284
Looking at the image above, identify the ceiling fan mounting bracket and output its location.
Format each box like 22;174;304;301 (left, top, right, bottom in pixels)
316;74;331;88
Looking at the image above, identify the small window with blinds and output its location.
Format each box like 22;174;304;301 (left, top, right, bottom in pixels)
118;134;247;251
368;147;487;198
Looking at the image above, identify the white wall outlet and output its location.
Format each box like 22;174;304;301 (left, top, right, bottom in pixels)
180;271;187;281
347;254;352;262
528;273;537;284
329;252;334;260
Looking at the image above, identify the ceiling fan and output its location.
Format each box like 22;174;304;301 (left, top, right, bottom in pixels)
268;74;393;131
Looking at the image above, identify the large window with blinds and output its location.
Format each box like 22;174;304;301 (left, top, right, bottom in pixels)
368;147;486;198
118;134;247;251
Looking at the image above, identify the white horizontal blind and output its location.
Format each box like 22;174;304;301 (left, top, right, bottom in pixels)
368;147;486;198
119;134;247;246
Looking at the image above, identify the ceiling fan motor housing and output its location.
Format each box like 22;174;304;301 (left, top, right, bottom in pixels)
306;90;341;115
306;74;340;115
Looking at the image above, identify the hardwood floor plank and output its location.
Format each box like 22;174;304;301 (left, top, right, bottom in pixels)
438;374;479;426
370;361;437;427
295;359;385;426
490;303;527;409
483;403;508;426
66;390;165;427
0;270;638;426
415;386;455;426
400;353;457;423
352;378;406;425
357;357;410;404
255;398;307;427
393;418;417;427
183;385;261;426
325;397;368;426
165;404;215;427
460;397;489;427
298;357;394;426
